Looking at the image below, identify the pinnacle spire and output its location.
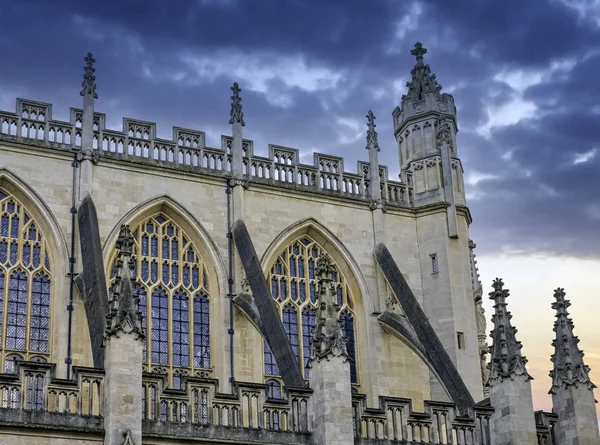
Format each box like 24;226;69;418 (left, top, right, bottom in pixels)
365;110;380;151
80;52;98;99
486;278;532;385
410;42;427;63
549;288;595;394
105;225;144;340
404;42;442;101
308;254;348;364
229;82;245;126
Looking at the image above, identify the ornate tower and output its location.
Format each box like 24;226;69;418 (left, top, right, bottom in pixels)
393;42;465;236
486;278;537;445
392;43;482;400
549;288;600;445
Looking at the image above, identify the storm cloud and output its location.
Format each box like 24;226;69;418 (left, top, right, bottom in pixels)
1;0;599;258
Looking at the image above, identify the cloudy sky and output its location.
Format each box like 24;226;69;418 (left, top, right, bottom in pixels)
1;0;599;417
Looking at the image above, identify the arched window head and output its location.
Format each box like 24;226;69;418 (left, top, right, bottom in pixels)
264;235;358;384
108;213;212;388
0;190;52;371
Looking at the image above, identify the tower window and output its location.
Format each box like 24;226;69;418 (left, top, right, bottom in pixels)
457;332;465;350
430;254;439;274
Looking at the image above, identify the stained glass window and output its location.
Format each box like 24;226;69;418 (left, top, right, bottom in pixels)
108;213;212;387
0;190;52;371
263;235;359;384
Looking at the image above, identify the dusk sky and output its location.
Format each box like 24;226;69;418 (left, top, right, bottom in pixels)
1;0;599;417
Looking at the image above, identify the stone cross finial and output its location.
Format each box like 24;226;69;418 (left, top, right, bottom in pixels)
550;287;595;393
308;254;348;364
486;278;532;385
229;82;245;126
80;52;98;99
410;42;427;62
105;225;144;340
366;110;380;151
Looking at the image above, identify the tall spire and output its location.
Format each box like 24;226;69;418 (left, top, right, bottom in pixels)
487;278;532;385
404;42;442;101
229;82;245;126
366;110;380;151
309;254;348;363
105;225;144;339
549;288;595;394
80;52;98;99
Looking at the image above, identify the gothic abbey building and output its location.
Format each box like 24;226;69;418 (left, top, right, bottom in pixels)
0;44;597;445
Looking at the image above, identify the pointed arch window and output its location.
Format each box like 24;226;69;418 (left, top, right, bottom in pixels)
0;190;52;371
264;235;358;384
108;213;212;388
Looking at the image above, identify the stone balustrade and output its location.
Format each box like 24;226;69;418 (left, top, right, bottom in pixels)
0;360;103;416
141;372;311;433
535;411;558;445
352;393;495;445
0;98;413;207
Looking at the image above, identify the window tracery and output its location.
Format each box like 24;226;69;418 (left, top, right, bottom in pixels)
264;235;358;384
0;190;52;372
108;213;211;388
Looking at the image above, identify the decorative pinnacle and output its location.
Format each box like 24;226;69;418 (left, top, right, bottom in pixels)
549;287;595;394
80;52;98;99
366;110;380;151
229;82;245;126
115;224;134;257
410;42;427;63
105;224;144;340
316;253;335;282
308;253;348;365
486;278;532;385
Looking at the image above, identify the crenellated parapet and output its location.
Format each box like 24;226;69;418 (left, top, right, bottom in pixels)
0;98;413;207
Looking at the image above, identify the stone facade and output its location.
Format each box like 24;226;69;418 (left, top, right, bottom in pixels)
0;43;597;445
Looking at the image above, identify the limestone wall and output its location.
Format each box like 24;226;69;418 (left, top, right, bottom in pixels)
0;137;479;409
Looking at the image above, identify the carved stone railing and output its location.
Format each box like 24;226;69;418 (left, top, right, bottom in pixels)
0;98;412;207
142;373;311;433
535;410;558;445
352;394;494;444
0;360;104;416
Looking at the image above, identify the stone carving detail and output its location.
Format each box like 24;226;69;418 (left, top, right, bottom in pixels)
308;254;348;364
365;110;380;151
240;275;251;293
120;430;135;445
80;52;98;99
229;82;245;126
486;278;532;386
436;118;452;149
369;199;387;212
105;225;145;340
469;240;489;393
549;288;595;393
77;148;100;164
403;42;442;101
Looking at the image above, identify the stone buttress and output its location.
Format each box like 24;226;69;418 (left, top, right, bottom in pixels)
103;225;145;445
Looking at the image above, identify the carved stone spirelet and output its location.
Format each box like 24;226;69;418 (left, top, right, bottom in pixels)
549;288;595;394
80;52;98;99
486;278;532;386
405;42;442;102
308;254;349;364
436;118;452;149
229;82;245;126
366;110;380;151
105;225;145;340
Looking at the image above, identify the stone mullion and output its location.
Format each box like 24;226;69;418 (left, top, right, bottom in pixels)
24;270;32;359
0;267;7;368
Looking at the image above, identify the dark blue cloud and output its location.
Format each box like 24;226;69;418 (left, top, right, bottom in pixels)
1;0;599;257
